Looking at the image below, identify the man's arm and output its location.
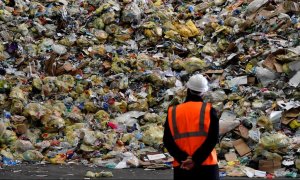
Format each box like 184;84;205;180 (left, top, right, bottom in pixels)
163;115;189;163
192;107;219;165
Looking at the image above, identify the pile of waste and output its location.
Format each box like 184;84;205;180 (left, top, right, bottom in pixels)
0;0;299;178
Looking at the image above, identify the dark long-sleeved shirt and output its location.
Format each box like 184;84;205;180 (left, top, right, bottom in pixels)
163;101;219;166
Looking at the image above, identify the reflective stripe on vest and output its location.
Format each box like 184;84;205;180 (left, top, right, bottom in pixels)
171;102;208;140
168;102;218;167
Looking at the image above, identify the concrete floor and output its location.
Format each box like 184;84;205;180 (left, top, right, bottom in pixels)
0;164;296;179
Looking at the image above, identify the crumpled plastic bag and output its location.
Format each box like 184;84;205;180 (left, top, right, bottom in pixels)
0;130;17;145
110;56;130;73
255;67;277;87
173;20;200;38
32;77;43;91
85;171;113;178
50;102;66;116
171;59;184;71
228;96;243;107
41;114;65;130
83;101;98;113
141;113;163;125
80;143;96;152
14;140;34;153
240;166;256;178
38;38;54;53
0;94;9;110
35;141;51;152
52;44;67;55
65;112;84;123
204;90;228;102
146;72;164;87
83;130;97;146
22;150;44;162
49;154;67;164
9;87;27;102
259;133;291;151
65;130;79;147
121;2;141;24
115;152;139;169
55;75;75;92
121;133;134;144
182;57;207;73
23;103;46;120
92;17;105;30
278;45;300;60
202;42;218;55
257;116;273;131
94;110;110;128
91;155;118;167
141;124;163;148
10;99;24;115
214;0;226;6
261;150;282;161
115;111;145;125
128;99;149;111
25;129;41;146
41;76;57;95
1;149;15;161
94;29;109;43
0;9;13;22
111;100;126;113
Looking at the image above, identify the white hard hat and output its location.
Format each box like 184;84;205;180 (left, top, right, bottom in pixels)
186;74;209;93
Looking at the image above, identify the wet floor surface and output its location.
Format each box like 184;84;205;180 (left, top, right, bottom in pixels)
0;164;295;180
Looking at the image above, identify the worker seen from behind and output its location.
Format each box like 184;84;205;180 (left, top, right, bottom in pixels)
163;74;220;180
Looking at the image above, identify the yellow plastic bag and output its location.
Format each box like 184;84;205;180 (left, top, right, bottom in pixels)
289;120;300;129
182;57;207;73
141;124;163;147
128;99;149;111
257;116;273;131
49;154;66;164
9;87;26;102
185;19;200;37
260;133;291;150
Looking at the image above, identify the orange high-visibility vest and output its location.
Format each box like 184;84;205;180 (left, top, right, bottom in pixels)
167;101;217;167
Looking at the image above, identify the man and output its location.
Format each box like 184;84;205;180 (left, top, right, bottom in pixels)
163;74;220;180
